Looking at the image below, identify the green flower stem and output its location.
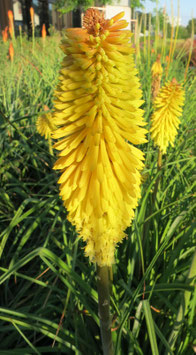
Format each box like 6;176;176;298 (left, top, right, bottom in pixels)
32;25;35;53
158;149;162;169
143;149;162;242
19;26;23;53
97;265;113;355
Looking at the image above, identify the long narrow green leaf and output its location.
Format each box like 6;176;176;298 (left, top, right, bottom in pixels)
166;248;196;354
116;211;187;352
11;320;41;355
142;300;159;355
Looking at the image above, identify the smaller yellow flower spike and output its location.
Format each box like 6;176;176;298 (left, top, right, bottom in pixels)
36;113;56;139
150;79;185;154
151;54;163;100
151;55;163;77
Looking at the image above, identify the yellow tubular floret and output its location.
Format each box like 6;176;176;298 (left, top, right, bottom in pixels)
52;8;147;266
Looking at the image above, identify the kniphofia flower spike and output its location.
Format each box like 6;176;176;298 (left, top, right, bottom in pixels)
8;10;14;39
8;10;13;22
30;7;34;27
150;79;185;154
151;54;163;78
151;54;163;100
42;24;47;39
36;113;56;139
2;27;8;42
53;9;147;266
8;42;14;62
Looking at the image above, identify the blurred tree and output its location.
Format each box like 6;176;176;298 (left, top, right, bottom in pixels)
135;7;167;34
130;0;155;9
54;0;113;28
178;26;189;39
55;0;156;13
151;8;167;32
38;0;50;35
55;0;111;13
55;0;156;28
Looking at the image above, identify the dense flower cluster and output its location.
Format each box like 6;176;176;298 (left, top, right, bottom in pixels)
53;9;147;266
150;79;185;154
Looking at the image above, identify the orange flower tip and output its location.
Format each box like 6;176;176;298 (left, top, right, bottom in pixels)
30;7;34;15
44;105;50;111
9;42;14;61
171;78;178;84
83;8;127;36
30;7;34;24
8;10;13;20
2;26;8;42
42;24;47;39
83;8;106;34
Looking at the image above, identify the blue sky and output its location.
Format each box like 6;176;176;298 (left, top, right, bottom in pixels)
143;0;195;26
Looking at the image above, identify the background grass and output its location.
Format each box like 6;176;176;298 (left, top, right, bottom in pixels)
0;30;195;354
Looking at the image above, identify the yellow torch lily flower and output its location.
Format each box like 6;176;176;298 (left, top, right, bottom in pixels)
151;55;163;77
150;79;185;154
151;54;163;100
36;112;56;139
53;9;147;266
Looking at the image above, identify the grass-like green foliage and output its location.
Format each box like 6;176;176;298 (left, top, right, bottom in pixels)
0;30;195;354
